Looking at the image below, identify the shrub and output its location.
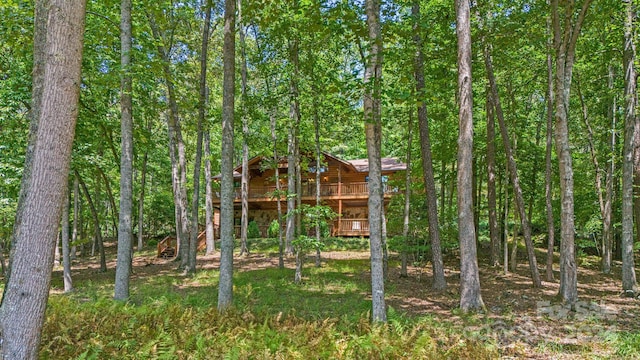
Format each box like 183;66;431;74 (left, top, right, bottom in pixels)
247;220;261;239
268;220;280;238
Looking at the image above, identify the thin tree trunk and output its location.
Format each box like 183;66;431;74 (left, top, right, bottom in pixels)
622;0;638;296
487;88;500;267
604;66;616;274
503;179;510;275
484;42;541;287
413;0;446;290
312;87;322;267
77;171;107;272
148;14;190;268
239;0;249;256
510;210;519;273
286;33;301;256
545;26;556;281
187;0;213;275
0;1;86;355
62;184;73;293
137;150;148;251
401;108;413;278
97;167;118;238
72;175;79;259
205;130;215;254
218;0;236;311
114;0;134;300
551;0;592;305
271;111;285;269
365;0;386;323
456;0;484;312
577;80;606;220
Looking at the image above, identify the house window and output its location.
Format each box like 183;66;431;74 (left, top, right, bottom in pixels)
309;166;327;173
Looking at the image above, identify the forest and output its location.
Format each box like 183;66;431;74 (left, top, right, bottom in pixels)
1;0;639;358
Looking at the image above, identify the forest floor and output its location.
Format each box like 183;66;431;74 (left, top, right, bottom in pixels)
57;241;640;359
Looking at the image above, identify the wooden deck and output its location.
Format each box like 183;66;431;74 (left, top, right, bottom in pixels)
212;182;396;202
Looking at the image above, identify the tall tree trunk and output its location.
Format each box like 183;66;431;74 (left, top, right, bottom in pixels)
312;86;322;267
218;0;236;311
137;150;148;251
271;111;285;269
551;0;592;305
484;42;541;288
187;0;213;275
503;178;510;275
401;108;413;278
486;88;500;267
622;0;638;296
544;26;556;281
97;167;119;237
456;0;484;312
148;14;190;268
239;0;249;256
286;35;301;256
604;66;616;274
413;0;446;290
77;171;107;272
204;130;215;254
365;0;386;323
72;174;79;259
62;184;73;293
0;0;85;355
115;0;134;301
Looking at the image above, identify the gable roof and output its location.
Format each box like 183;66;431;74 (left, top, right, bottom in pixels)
215;151;406;179
347;157;407;172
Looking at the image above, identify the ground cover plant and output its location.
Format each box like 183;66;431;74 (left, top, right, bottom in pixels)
36;241;640;359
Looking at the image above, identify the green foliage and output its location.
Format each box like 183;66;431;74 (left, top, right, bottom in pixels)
41;256;502;359
292;234;324;253
268;219;280;238
247;220;261;239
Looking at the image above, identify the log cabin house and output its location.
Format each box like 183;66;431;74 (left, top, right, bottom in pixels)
211;152;406;238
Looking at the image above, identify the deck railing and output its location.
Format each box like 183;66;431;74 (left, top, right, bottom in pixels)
215;182;396;200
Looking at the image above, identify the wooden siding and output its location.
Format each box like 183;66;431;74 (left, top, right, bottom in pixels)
211;153;403;237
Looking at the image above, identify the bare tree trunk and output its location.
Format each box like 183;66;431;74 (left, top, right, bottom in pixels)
77;171;107;272
115;0;134;300
286;34;301;256
137;150;148;251
218;0;236;311
148;14;190;268
551;0;592;305
97;167;119;237
486;88;500;267
604;66;616;274
271;111;285;269
186;0;213;275
205;130;215;254
456;0;484;312
0;1;85;354
313;89;322;267
239;0;249;256
484;42;541;287
622;0;638;296
62;184;73;293
401;108;413;278
413;0;446;290
72;175;79;259
503;179;510;275
365;0;386;323
544;28;556;282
